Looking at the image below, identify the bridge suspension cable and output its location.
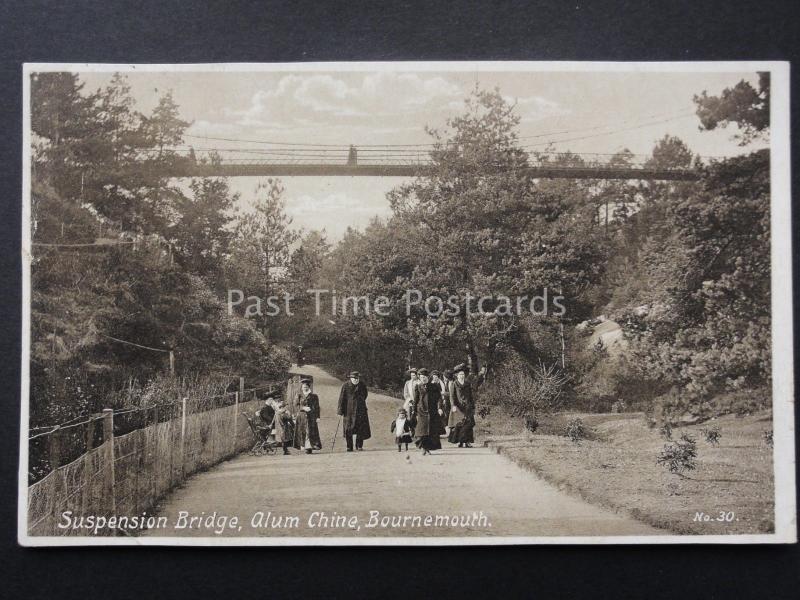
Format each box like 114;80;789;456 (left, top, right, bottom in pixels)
180;108;698;150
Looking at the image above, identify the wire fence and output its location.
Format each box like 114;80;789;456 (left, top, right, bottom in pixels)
26;384;276;537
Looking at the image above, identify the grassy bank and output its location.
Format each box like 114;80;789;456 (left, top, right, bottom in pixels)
477;409;775;535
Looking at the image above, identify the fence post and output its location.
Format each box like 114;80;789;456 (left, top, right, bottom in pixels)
48;426;62;534
233;391;240;456
81;418;95;517
150;405;158;506
102;409;116;526
237;377;245;457
168;403;174;489
180;397;187;478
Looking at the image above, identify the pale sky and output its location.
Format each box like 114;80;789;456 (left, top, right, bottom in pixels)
76;68;766;240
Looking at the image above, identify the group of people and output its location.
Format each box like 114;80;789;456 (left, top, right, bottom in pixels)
257;377;322;455
257;370;372;455
394;363;486;455
256;364;485;457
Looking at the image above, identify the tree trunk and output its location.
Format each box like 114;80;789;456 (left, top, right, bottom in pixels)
466;338;479;375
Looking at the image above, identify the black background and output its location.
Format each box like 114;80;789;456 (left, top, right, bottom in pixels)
1;1;798;598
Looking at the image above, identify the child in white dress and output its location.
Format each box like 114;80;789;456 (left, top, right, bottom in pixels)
390;408;413;452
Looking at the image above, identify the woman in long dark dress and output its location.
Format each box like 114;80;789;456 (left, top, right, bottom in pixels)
293;378;322;454
440;369;454;434
411;368;444;455
448;364;485;448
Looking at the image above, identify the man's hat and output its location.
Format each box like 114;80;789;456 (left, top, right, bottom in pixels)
408;367;417;374
418;367;430;376
444;369;454;379
299;377;312;385
453;363;468;374
431;369;441;377
349;371;360;378
264;389;281;400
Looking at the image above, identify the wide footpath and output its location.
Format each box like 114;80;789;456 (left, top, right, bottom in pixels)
145;364;660;539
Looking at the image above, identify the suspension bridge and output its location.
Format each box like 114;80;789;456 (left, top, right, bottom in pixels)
149;145;701;181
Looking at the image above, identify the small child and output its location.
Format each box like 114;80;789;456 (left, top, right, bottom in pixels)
391;408;413;452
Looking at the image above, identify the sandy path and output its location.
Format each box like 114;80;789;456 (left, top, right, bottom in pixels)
145;365;659;539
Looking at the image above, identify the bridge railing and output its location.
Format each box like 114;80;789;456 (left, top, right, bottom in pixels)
166;148;694;171
26;384;277;537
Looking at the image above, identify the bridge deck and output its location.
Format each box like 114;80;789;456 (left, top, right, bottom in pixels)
166;163;699;180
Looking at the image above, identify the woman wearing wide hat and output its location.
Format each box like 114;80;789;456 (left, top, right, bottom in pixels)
411;368;444;455
448;363;484;448
293;378;322;454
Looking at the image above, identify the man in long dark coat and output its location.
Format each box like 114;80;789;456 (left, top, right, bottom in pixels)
337;371;371;451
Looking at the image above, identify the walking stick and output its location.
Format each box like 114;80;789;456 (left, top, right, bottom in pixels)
331;416;342;452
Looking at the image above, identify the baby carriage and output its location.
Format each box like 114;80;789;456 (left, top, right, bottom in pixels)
245;412;276;455
245;405;295;456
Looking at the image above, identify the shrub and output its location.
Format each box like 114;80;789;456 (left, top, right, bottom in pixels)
659;422;673;440
657;433;698;475
611;399;627;413
477;405;491;419
524;415;539;434
496;355;569;419
763;430;774;448
700;425;722;446
565;417;587;444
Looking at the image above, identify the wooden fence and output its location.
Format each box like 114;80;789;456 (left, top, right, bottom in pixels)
26;386;272;537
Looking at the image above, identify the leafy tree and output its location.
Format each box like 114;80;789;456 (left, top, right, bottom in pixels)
620;150;771;408
139;91;190;158
31;72;92;149
170;176;238;283
694;72;770;145
226;179;299;336
287;229;331;289
383;88;607;374
28;73;290;425
646;135;694;169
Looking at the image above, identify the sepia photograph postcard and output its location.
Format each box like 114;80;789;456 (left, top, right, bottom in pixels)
18;61;795;546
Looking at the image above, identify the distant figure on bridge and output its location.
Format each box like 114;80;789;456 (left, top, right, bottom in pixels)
296;344;305;367
337;370;371;451
347;144;358;166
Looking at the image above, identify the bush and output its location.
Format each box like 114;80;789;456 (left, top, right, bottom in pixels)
565;417;587;444
611;399;627;413
700;425;722;446
524;415;539;434
494;354;569;419
763;430;774;448
659;422;673;440
657;433;698;475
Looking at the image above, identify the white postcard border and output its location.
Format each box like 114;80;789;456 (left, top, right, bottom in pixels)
18;60;795;546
